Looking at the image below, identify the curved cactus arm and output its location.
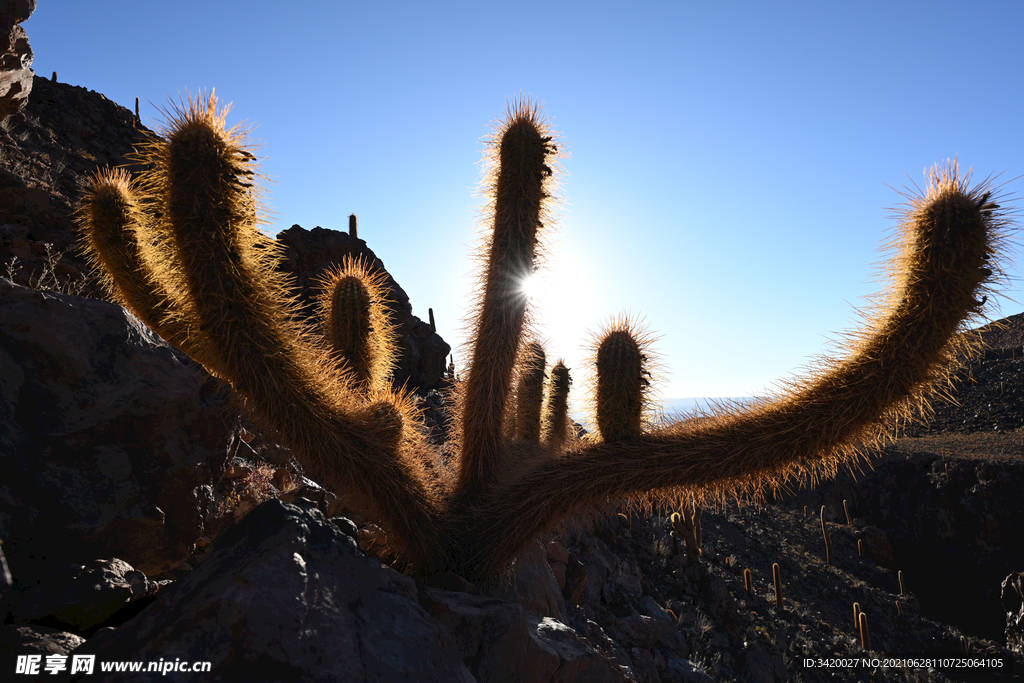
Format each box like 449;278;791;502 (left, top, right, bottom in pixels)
457;163;1010;578
77;168;193;352
134;92;444;568
454;101;560;502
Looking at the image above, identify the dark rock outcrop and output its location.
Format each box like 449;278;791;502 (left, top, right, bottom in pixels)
3;558;158;636
1002;572;1024;655
276;224;451;392
0;0;34;122
72;499;475;682
0;76;452;394
0;277;235;578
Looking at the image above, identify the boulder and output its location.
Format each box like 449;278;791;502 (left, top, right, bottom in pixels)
0;278;235;577
0;0;35;122
1;623;84;679
1002;572;1024;654
3;558;158;634
73;499;473;682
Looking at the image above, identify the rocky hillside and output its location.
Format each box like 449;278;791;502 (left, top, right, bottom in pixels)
0;74;450;394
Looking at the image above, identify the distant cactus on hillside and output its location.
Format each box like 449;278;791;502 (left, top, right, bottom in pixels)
78;91;1011;579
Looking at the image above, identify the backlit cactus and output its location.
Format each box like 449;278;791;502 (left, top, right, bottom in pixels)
315;255;398;392
78;91;1012;580
540;360;572;448
588;315;658;442
515;341;547;441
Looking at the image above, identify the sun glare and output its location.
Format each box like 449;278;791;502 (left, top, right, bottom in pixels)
520;273;545;300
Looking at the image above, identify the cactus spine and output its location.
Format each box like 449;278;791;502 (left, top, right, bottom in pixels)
79;92;1011;580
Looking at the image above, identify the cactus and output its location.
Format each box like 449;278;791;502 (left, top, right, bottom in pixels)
773;562;783;609
744;567;752;596
587;315;658;442
315;255;398;392
821;505;833;565
669;501;703;563
514;341;547;441
540;360;572;448
858;611;871;650
78;91;1011;580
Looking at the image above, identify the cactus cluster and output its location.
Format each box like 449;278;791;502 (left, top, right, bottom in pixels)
77;91;1011;580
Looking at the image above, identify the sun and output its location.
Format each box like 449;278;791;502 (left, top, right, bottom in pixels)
519;272;546;300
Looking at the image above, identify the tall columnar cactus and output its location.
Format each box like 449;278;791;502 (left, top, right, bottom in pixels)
515;341;547;441
78;91;1012;581
540;360;572;448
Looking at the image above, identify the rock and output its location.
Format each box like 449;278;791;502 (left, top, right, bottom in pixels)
421;588;531;680
2;559;156;634
614;614;670;649
858;526;894;567
546;540;570;564
0;0;35;122
527;614;630;683
562;553;587;605
481;539;568;623
0;278;235;577
1002;572;1024;654
664;657;713;683
420;587;628;682
275;224;451;392
0;543;11;598
74;499;472;682
1;624;84;678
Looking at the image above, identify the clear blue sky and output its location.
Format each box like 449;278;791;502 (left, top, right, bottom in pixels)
27;1;1023;409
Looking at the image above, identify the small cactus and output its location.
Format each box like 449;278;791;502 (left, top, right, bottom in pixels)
587;315;658;442
773;562;783;609
669;501;703;563
821;506;833;565
858;611;871;650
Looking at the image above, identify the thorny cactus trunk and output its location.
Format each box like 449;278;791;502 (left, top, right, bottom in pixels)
78;92;1012;581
